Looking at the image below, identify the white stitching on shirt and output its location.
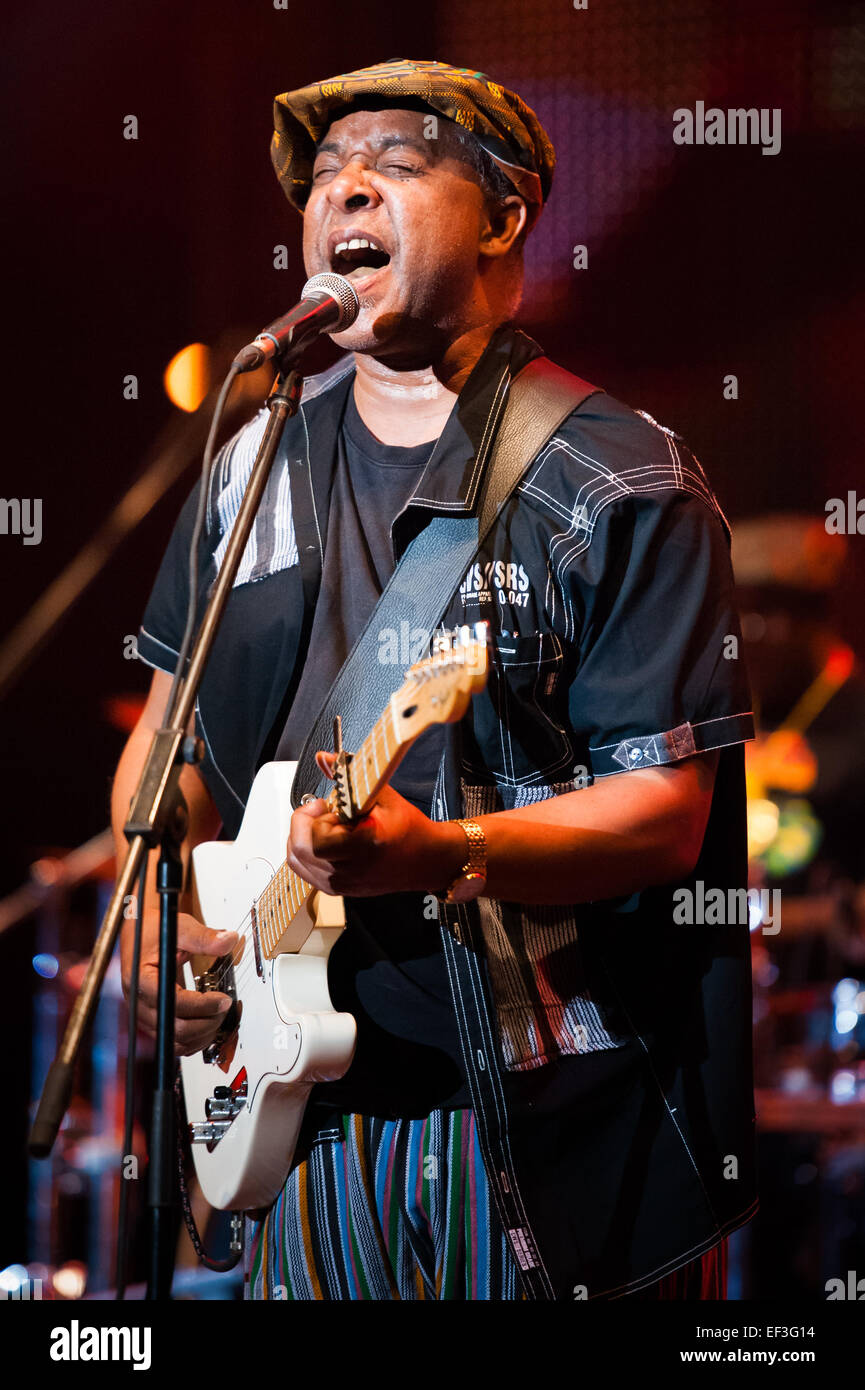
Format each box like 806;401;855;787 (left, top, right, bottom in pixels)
409;365;510;508
139;624;180;660
590;715;755;779
591;711;754;752
521;435;728;643
209;358;354;585
195;697;245;809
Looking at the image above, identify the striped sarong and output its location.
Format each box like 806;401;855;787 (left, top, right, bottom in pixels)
243;1107;525;1301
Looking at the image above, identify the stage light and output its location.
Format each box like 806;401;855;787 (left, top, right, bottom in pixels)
746;797;779;859
52;1262;87;1299
832;978;859;1006
0;1264;29;1294
164;342;210;412
834;1009;858;1035
830;1071;857;1102
32;953;59;979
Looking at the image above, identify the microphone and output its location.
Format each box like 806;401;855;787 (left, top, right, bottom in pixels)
233;273;360;373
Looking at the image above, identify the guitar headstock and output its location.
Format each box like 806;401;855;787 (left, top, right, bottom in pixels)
391;623;489;743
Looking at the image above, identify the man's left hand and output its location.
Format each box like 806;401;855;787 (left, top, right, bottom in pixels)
287;751;462;898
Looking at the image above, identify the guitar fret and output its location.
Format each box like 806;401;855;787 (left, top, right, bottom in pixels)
272;881;282;945
271;882;280;947
277;868;291;937
262;886;274;954
257;888;267;954
270;888;278;951
292;871;308;921
287;868;299;916
347;755;360;814
270;869;282;933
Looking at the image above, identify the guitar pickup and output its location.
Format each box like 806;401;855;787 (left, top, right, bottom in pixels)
205;1082;247;1121
190;1082;247;1148
189;1120;231;1146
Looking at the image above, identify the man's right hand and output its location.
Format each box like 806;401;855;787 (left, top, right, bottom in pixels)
120;908;238;1057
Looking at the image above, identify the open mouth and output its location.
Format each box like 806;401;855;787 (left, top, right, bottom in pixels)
329;236;391;278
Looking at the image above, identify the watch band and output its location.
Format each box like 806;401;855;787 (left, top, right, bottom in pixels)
439;819;488;904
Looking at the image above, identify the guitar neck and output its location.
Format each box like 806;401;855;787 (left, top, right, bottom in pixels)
256;859;314;960
254;628;489;961
345;704;412;816
257;704;413;961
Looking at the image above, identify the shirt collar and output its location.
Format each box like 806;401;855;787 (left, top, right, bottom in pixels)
391;322;544;555
295;321;545;560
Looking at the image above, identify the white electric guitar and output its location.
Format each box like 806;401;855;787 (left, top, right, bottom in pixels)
179;626;488;1212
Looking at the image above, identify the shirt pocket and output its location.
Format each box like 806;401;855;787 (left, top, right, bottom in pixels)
462;630;576;786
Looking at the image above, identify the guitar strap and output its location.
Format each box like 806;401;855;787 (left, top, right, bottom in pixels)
291;356;602;808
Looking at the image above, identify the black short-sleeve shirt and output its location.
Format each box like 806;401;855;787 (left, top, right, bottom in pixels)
137;326;757;1298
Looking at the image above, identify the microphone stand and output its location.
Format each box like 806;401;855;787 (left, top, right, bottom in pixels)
29;364;305;1300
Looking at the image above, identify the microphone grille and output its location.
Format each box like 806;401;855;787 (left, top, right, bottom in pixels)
301;272;360;330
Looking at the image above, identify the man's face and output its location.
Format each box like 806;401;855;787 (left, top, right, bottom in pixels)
302;107;494;360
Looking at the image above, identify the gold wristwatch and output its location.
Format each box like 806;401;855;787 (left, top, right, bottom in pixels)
439;819;487;904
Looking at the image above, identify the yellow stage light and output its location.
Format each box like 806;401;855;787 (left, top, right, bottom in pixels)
164;343;211;412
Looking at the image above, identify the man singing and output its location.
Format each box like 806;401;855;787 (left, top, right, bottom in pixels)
114;58;758;1301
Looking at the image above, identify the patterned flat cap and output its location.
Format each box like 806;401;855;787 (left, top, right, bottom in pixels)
271;57;555;216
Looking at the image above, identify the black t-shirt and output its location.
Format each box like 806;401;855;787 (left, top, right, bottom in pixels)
278;388;471;1117
275;388;446;809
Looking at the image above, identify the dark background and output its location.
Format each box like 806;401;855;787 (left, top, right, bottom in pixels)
2;0;864;1275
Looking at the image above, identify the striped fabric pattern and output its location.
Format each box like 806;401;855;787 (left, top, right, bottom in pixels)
460;780;629;1071
243;1108;525;1301
211;413;299;588
207;356;356;589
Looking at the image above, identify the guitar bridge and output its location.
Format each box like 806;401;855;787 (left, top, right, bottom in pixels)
189;1075;248;1150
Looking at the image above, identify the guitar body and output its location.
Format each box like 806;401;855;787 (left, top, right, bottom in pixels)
176;631;488;1215
179;761;355;1212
